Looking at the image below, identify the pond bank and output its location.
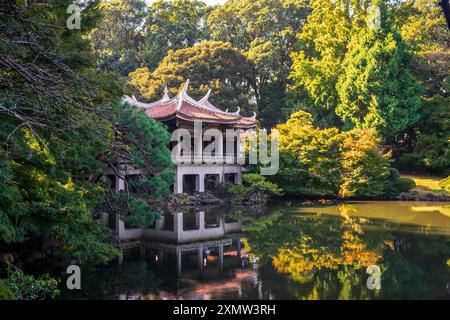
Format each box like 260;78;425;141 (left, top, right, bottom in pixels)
160;191;450;212
161;190;269;210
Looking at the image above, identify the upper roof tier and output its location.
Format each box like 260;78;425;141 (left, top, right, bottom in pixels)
123;79;257;128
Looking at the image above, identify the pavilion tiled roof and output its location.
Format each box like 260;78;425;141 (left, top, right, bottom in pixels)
123;79;257;128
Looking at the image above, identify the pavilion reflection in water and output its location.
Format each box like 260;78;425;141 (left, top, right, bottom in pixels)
113;210;244;276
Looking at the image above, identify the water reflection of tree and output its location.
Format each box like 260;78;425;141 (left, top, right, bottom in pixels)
271;206;385;299
59;261;161;300
238;204;450;299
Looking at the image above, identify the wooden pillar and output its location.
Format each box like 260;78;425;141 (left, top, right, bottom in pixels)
175;171;183;194
198;246;203;270
236;238;241;260
157;249;164;263
176;249;182;276
194;121;203;164
218;244;224;271
198;174;205;192
199;211;205;230
217;132;223;164
115;176;125;193
235;172;242;184
174;212;183;241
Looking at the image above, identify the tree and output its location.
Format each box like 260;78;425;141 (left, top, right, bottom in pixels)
394;0;449;173
142;0;210;70
0;0;173;269
272;111;395;198
129;41;255;113
336;0;423;144
274;111;342;197
101;102;174;228
208;0;310;128
89;0;147;76
289;0;370;128
0;0;121;264
338;129;391;198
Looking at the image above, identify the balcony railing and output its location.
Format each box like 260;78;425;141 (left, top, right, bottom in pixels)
172;153;242;165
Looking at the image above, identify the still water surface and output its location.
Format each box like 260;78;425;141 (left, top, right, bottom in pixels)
61;201;450;300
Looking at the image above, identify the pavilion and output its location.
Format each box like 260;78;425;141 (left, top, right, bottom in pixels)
123;79;258;194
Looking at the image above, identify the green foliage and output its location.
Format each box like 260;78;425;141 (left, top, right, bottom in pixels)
143;0;210;70
0;0;122;265
4;264;60;300
289;0;370;128
242;173;283;195
207;0;311;128
226;184;252;200
274;111;343;197
129;41;255;113
397;96;450;175
226;173;282;201
101;102;174;228
273;111;394;198
290;0;447;173
395;177;416;193
336;1;422;143
392;0;449;174
90;0;148;75
0;1;172;270
0;280;15;300
397;0;449;99
338;129;392;198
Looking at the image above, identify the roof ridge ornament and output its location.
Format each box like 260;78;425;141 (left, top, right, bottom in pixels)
176;79;190;110
181;79;190;97
122;95;152;109
230;106;240;116
245;112;257;121
162;85;170;101
199;88;212;103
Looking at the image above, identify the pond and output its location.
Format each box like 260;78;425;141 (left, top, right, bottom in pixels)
60;201;450;300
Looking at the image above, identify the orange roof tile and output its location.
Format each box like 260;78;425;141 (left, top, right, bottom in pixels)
123;79;257;127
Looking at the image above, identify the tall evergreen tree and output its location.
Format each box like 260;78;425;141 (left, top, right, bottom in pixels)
335;0;423;143
289;0;370;128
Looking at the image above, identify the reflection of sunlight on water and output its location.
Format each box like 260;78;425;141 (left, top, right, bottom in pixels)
293;201;450;233
411;205;450;218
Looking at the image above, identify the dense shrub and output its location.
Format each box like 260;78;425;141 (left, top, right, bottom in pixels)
397;97;450;175
0;280;15;300
4;264;60;300
338;130;391;198
395;178;416;193
272;111;342;197
241;174;283;196
273;111;396;198
226;173;282;202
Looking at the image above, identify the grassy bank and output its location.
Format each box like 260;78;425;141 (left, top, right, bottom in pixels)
401;174;449;196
